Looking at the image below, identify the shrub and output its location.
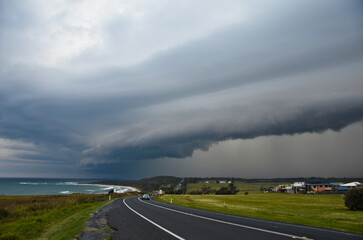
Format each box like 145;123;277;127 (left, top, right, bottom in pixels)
174;190;183;194
0;208;9;219
0;233;19;240
77;197;88;204
344;188;363;210
189;190;202;195
216;183;239;195
216;187;230;195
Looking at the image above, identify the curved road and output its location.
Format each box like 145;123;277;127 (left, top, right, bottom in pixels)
107;196;363;240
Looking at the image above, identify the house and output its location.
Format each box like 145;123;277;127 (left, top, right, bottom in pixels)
275;184;290;193
291;182;305;193
286;187;295;194
219;181;226;184
292;182;305;188
332;186;351;193
305;183;333;193
330;182;344;188
341;182;361;189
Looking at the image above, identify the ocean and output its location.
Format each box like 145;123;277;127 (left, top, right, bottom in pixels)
0;178;129;195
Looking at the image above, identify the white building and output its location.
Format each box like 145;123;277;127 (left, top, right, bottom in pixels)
292;182;305;188
341;182;361;188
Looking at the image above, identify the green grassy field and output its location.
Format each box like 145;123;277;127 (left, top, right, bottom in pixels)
157;193;363;234
186;181;283;194
0;192;135;240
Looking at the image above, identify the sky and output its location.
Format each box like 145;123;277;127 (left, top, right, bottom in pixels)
0;0;363;179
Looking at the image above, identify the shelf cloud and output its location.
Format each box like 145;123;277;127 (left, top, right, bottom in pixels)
1;0;362;178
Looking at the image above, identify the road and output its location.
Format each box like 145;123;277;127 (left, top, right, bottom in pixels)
174;179;184;192
107;196;363;240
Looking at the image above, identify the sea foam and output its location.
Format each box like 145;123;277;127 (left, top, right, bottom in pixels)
19;182;47;185
56;182;78;185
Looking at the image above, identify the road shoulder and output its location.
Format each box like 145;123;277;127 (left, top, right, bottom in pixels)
77;200;118;240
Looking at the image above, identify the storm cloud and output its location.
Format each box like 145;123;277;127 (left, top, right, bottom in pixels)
0;0;362;178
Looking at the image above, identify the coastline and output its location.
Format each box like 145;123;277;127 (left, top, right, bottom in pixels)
76;183;139;192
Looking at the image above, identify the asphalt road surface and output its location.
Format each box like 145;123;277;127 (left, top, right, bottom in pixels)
107;196;363;240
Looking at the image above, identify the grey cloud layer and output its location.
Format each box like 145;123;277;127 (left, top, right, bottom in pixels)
0;0;363;177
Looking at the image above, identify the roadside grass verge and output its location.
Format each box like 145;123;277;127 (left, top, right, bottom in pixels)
0;192;136;240
37;200;110;240
157;193;363;234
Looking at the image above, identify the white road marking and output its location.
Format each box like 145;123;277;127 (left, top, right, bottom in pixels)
123;198;185;240
139;198;313;240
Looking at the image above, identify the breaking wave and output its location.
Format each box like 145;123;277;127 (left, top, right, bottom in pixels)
19;182;47;185
56;182;78;185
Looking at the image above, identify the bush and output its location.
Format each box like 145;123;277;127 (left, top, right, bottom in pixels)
200;186;216;194
174;190;183;194
215;183;239;195
189;190;202;195
216;187;230;195
77;197;88;204
344;188;363;210
0;233;19;240
0;208;9;219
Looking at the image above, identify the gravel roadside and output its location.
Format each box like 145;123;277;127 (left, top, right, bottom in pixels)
78;199;122;240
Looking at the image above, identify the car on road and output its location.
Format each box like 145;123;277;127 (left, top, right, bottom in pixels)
142;194;150;200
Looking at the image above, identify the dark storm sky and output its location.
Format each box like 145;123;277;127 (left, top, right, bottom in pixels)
1;0;362;178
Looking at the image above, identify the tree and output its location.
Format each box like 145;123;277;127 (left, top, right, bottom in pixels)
216;187;230;195
344;188;363;210
216;183;239;195
228;183;239;194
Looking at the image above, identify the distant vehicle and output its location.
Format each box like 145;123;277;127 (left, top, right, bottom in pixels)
142;194;150;200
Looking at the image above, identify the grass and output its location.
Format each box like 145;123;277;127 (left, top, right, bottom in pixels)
37;200;109;240
157;193;363;234
186;181;285;194
0;192;136;240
